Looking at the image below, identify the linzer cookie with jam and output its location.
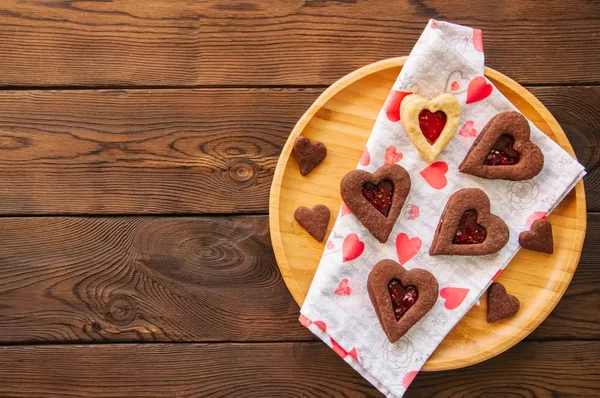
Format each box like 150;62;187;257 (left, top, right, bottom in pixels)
368;259;439;343
400;93;461;163
340;164;411;243
459;111;544;180
430;188;509;255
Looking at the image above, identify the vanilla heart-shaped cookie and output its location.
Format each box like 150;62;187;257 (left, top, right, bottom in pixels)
400;93;461;163
368;259;438;343
459;111;544;180
430;188;509;256
487;282;520;323
340;164;411;243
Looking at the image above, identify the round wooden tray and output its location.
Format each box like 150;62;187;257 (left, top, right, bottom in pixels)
269;57;586;371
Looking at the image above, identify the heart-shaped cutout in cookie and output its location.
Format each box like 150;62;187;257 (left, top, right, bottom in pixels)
487;282;520;323
430;188;509;255
519;218;553;254
341;164;411;243
400;93;461;163
368;259;438;343
294;204;330;242
459;111;544;180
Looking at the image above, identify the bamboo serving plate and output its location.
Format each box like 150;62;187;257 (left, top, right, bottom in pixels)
269;57;586;371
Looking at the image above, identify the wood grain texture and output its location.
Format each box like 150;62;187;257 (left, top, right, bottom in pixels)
0;86;597;215
0;214;598;344
269;57;587;370
0;216;312;343
0;341;599;397
0;88;317;214
0;0;598;87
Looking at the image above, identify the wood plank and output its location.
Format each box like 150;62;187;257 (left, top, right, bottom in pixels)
0;216;312;343
0;88;319;214
0;86;597;215
0;215;598;344
0;341;598;397
0;1;598;87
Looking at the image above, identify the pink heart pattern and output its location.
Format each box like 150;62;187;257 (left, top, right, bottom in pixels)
402;371;418;389
342;233;364;262
466;76;493;104
396;233;422;265
384;145;403;164
458;120;477;138
359;147;371;166
420;161;448;190
440;287;470;310
334;279;352;296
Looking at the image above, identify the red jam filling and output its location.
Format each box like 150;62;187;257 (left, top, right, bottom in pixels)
362;180;393;217
418;110;447;145
453;210;487;244
388;279;418;321
484;134;520;166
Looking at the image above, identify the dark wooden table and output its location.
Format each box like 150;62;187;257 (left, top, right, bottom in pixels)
0;1;598;396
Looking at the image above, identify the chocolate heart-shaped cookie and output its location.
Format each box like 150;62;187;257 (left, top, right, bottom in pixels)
487;282;520;323
430;188;509;255
368;259;438;343
519;219;553;254
294;204;330;242
340;164;411;243
293;136;327;176
400;93;461;163
459;111;544;180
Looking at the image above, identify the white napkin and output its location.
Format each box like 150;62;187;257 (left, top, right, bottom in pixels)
299;19;586;397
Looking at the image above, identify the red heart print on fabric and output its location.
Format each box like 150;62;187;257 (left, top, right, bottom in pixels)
313;320;327;332
326;241;335;250
348;347;358;362
420;161;448;189
299;314;312;327
334;279;352;296
342;233;364;262
472;28;483;52
341;202;351;217
440;287;470;310
396;233;422;265
458;120;478;137
450;81;460;91
385;145;403;164
359;147;371;166
385;91;413;122
466;76;493;104
402;371;418;389
430;21;438;29
526;211;547;228
331;338;348;358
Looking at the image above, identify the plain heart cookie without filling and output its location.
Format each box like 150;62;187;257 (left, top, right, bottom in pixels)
459;111;544;180
519;218;553;254
368;259;438;343
293;136;327;176
430;188;509;256
487;282;520;323
400;93;461;163
340;164;411;243
294;204;330;242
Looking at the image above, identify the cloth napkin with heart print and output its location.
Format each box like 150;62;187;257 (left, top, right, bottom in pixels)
299;20;585;397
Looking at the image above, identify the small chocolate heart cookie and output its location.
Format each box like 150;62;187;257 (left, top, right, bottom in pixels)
368;259;438;343
430;188;509;256
294;204;330;242
487;282;520;323
293;136;327;176
519;219;553;254
459;111;543;180
340;164;411;243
